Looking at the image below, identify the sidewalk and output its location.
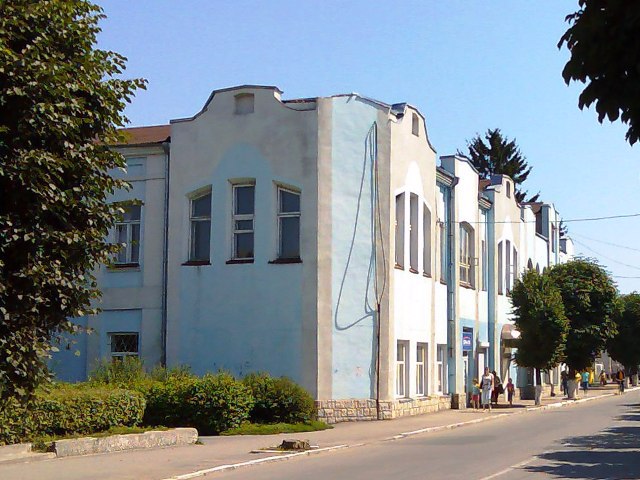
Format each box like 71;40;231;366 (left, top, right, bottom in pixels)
0;385;636;480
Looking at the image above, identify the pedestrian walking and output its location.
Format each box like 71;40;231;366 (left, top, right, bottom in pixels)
471;378;480;410
506;378;515;406
580;371;589;396
491;370;503;405
616;369;625;394
481;367;494;412
561;370;568;396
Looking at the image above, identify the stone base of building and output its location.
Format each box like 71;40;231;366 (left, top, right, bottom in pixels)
316;395;451;424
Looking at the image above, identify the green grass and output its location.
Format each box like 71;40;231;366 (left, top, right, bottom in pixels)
31;425;169;452
221;421;332;436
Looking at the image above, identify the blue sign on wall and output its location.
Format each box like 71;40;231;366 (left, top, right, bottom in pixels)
462;331;473;351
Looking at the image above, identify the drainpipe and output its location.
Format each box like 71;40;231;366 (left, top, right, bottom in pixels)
446;177;459;396
161;140;171;367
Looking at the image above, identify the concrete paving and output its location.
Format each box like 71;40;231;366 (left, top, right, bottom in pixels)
0;384;633;480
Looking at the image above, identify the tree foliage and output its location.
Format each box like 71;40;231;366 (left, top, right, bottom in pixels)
607;293;640;375
511;270;569;374
462;128;539;203
559;1;640;146
548;259;618;374
0;0;145;403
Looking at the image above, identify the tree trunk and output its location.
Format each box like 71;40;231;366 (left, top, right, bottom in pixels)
567;379;578;399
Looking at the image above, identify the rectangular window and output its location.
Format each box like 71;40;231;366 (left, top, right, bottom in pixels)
189;192;211;262
278;188;300;259
551;225;557;253
115;204;141;265
506;240;512;294
416;343;427;396
437;344;447;394
481;240;487;291
410;193;419;271
513;247;518;284
109;332;139;361
423;205;431;276
439;221;446;282
396;341;409;397
498;241;503;295
395;193;405;268
233;184;255;259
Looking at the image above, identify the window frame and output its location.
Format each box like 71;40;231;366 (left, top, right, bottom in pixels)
232;184;255;261
411;113;419;136
188;190;212;263
395;193;405;269
108;332;139;361
459;223;474;288
498;241;504;295
439;221;446;283
396;341;409;398
277;187;301;260
114;203;141;266
436;344;447;394
416;343;427;396
506;239;512;294
423;204;431;276
409;193;419;272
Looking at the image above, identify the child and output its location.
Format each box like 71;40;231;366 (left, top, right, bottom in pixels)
506;378;515;406
471;378;480;410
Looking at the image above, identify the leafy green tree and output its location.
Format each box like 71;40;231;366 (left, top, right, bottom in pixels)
548;259;618;376
462;128;539;203
511;270;569;386
559;1;640;146
607;293;640;377
0;0;145;403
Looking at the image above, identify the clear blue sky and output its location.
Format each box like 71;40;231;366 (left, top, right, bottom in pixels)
97;0;640;293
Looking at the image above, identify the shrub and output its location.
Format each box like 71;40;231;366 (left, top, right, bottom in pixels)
0;384;145;445
144;372;254;434
243;373;316;424
89;357;147;386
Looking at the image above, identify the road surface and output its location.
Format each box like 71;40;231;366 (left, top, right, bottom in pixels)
217;392;640;480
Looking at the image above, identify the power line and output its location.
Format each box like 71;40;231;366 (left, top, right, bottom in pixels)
569;232;640;253
612;275;640;279
573;239;640;271
451;212;640;225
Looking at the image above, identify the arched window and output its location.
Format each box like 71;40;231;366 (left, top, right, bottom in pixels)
423;204;431;275
234;93;254;114
459;222;475;288
412;113;419;136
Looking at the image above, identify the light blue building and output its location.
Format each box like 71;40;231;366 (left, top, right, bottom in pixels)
52;86;573;422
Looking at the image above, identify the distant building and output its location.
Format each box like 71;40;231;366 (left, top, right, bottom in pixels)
52;86;573;422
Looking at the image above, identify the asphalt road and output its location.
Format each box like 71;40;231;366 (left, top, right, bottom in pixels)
218;392;640;480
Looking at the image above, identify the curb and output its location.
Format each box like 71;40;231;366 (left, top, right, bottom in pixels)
160;444;348;480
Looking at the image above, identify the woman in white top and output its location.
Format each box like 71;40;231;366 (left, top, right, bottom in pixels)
481;367;494;411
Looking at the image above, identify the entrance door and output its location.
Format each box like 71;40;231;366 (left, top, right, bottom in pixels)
463;355;469;394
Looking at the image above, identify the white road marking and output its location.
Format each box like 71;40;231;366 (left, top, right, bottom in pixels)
477;456;539;480
160;445;348;479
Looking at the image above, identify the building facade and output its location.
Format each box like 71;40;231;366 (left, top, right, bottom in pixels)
52;85;573;422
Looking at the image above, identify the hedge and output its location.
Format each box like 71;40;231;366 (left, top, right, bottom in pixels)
144;372;254;434
243;372;316;424
0;385;145;445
